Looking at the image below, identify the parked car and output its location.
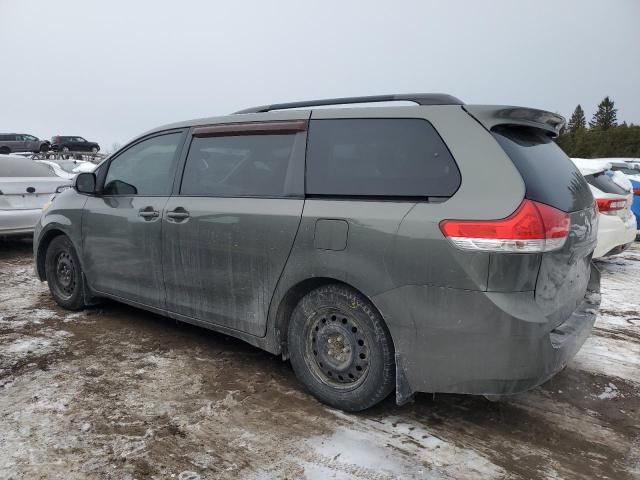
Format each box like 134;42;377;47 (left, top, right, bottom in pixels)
34;94;600;411
608;160;640;234
572;159;636;257
51;136;100;153
628;177;640;235
0;156;71;236
72;161;98;174
0;133;50;154
35;160;92;180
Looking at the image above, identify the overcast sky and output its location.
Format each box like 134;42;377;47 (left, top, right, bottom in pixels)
1;0;639;151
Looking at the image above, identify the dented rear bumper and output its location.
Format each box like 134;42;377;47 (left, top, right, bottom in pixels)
373;264;601;404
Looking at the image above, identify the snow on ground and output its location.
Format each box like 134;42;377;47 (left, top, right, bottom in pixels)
0;239;639;479
571;246;640;382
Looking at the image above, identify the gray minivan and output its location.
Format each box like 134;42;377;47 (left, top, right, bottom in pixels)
0;133;50;154
34;94;600;411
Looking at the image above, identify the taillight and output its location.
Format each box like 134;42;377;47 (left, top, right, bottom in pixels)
596;198;626;215
439;199;570;253
633;187;640;196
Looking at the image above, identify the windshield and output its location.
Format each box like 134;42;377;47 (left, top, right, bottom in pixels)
54;160;84;173
611;166;640;176
585;171;629;195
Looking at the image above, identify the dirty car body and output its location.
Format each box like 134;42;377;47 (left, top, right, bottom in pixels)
34;94;601;410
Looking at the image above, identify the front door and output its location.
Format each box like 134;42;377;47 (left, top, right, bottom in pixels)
162;120;307;336
82;131;185;309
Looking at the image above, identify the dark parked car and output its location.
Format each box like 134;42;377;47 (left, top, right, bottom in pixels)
0;133;50;154
51;136;100;153
34;94;600;411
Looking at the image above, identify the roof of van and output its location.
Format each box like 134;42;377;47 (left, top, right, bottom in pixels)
143;94;565;138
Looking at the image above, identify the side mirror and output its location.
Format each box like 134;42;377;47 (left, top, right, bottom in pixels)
75;172;97;194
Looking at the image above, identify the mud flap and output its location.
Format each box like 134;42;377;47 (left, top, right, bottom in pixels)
82;272;101;306
587;261;601;295
395;353;415;405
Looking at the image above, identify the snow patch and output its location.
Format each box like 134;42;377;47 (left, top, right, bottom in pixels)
597;383;620;400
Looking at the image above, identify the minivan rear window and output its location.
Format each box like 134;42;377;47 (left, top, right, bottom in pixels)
492;126;593;212
584;172;628;195
306;119;460;198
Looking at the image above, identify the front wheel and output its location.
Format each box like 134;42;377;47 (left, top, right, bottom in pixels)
45;235;85;310
288;284;395;411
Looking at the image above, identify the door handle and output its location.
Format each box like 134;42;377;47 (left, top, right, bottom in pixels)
139;208;159;219
167;208;190;220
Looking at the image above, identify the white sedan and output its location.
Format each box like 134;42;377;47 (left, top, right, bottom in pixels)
572;158;636;258
0;156;72;236
36;159;96;179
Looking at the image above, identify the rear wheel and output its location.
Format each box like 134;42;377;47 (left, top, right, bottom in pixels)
39;144;49;153
288;284;395;411
91;146;98;153
45;236;85;310
0;146;10;154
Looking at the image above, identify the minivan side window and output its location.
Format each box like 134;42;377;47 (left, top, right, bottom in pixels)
103;133;182;196
180;134;297;197
306;118;461;197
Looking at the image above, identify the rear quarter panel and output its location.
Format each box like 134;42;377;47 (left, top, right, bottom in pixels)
268;106;526;351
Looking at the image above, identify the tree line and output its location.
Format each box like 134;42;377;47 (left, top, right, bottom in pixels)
555;97;640;158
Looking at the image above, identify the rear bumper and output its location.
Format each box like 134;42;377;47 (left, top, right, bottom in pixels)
0;209;42;236
594;213;637;258
373;264;601;400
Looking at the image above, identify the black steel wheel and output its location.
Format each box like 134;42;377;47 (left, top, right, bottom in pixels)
305;309;371;388
288;284;395;411
45;235;85;310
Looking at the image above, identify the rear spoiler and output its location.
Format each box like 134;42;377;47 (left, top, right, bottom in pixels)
463;105;566;137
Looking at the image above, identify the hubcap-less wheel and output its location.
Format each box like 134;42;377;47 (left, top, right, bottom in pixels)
54;251;76;298
45;236;86;311
91;147;98;153
305;309;370;388
288;284;395;411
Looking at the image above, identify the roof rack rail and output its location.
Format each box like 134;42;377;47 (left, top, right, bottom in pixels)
233;93;464;114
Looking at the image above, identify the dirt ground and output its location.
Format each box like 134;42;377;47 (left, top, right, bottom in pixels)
1;239;639;480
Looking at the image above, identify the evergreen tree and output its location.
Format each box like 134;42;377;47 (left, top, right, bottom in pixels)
589;96;618;130
567;104;587;133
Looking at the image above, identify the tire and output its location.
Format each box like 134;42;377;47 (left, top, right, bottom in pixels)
288;284;395;411
45;235;85;310
39;144;49;153
0;146;10;154
91;146;98;153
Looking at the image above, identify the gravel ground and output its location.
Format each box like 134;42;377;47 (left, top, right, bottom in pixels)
1;238;639;480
